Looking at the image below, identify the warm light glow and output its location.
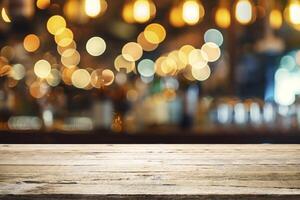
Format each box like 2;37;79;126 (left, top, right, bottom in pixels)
168;50;185;70
71;69;91;89
1;8;11;23
269;9;282;29
10;64;25;81
169;5;185;27
23;34;40;52
101;69;115;86
179;44;195;66
201;42;221;62
34;60;51;78
30;81;49;99
86;36;106;56
36;0;51;9
133;0;151;23
64;0;88;23
91;69;115;87
144;23;166;44
286;0;300;25
85;0;101;18
235;0;253;25
61;49;80;67
155;56;166;76
54;28;74;47
215;7;231;28
46;69;61;87
122;42;143;62
182;0;202;25
62;66;77;85
114;55;135;73
47;15;66;35
188;49;208;69
191;64;211;81
57;40;77;55
137;32;158;51
122;2;135;23
161;57;177;76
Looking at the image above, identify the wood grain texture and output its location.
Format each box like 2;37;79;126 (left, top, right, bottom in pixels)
0;144;300;199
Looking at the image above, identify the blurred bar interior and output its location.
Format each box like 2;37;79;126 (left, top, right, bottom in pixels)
1;0;300;142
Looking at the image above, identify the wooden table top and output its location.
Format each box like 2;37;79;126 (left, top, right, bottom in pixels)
0;144;300;199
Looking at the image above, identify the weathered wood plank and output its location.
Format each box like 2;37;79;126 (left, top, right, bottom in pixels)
0;144;299;199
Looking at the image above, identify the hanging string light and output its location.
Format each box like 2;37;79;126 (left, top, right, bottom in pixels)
133;0;150;23
284;0;300;30
182;0;205;25
84;0;101;18
269;1;282;30
169;2;185;27
235;0;254;25
215;0;231;29
122;0;156;24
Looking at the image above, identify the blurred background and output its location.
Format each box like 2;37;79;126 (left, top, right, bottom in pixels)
0;0;300;143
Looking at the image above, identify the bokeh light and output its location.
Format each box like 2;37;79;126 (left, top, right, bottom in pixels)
137;32;158;51
1;8;11;23
235;0;253;25
10;64;25;81
54;28;74;47
114;54;135;73
36;0;51;10
201;42;221;62
57;40;77;55
46;69;61;87
188;49;208;68
71;69;91;89
144;23;166;44
191;64;211;81
23;34;40;52
133;0;156;23
215;7;231;28
47;15;66;35
269;9;283;29
182;0;201;25
61;49;80;67
86;36;106;56
137;59;155;77
34;60;51;78
204;29;223;47
101;69;115;86
122;1;135;23
169;5;185;27
122;42;143;61
30;81;49;99
84;0;101;18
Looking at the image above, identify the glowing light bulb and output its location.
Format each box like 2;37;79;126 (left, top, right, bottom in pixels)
85;0;101;18
235;0;253;25
133;0;151;23
169;4;185;27
215;7;231;28
269;9;282;29
286;0;300;25
182;0;201;25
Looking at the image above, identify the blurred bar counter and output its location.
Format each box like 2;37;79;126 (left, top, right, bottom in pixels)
1;126;300;144
2;96;300;143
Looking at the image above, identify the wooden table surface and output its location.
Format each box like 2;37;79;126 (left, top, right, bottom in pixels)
0;144;300;199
